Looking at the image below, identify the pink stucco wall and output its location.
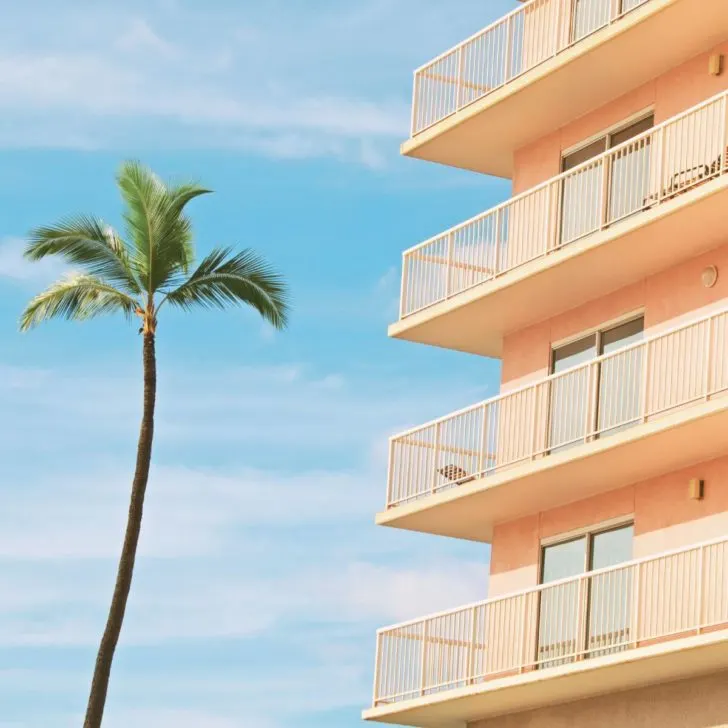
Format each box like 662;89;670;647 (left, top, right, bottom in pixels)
512;41;728;195
489;455;728;596
501;241;728;390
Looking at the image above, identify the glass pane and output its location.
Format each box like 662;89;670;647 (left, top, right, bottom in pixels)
588;525;634;657
563;139;607;171
598;318;644;436
561;145;605;245
608;117;654;223
539;538;586;667
591;524;634;570
550;335;597;451
543;537;587;582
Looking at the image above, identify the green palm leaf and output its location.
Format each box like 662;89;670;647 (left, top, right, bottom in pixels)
26;215;141;294
20;274;139;331
117;161;210;293
162;246;289;329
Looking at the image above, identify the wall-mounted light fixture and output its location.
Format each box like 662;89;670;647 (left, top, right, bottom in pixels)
709;54;724;77
689;478;705;501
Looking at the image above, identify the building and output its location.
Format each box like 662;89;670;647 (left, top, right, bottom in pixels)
363;1;728;726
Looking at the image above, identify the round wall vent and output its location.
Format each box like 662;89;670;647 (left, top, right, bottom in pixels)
702;265;718;289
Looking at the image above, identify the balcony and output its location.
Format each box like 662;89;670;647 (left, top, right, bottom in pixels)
392;91;728;357
380;308;728;542
403;0;728;176
364;536;728;726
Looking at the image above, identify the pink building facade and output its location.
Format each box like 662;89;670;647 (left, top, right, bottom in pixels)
365;2;728;727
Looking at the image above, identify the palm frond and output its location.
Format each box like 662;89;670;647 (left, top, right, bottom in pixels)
161;247;289;329
162;181;212;272
20;274;140;331
117;161;210;293
25;216;141;294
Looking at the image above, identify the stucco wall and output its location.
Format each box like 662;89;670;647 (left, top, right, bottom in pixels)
501;241;728;391
489;455;728;597
469;671;728;728
512;41;728;195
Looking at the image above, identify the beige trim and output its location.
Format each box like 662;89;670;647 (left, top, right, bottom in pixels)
561;106;656;158
540;515;635;547
550;309;646;351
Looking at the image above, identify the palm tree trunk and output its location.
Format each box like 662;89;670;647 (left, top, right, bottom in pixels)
83;332;157;728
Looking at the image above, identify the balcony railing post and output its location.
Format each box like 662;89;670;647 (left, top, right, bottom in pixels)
386;438;396;508
553;0;565;57
639;338;651;423
585;361;600;442
410;70;419;137
456;46;465;111
467;605;478;684
431;423;442;495
503;15;513;84
696;544;705;635
721;93;728;176
420;621;429;697
478;404;489;475
372;632;382;706
493;207;503;276
445;231;455;298
600;155;612;230
531;383;541;460
610;0;622;23
704;316;714;400
576;575;589;660
399;253;408;319
657;125;667;203
632;561;641;648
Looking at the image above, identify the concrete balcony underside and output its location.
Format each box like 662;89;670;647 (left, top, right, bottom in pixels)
364;629;728;727
402;0;728;177
389;174;728;359
377;392;728;544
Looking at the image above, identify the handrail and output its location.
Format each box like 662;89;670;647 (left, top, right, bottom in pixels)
400;90;728;318
411;0;653;136
387;305;728;508
373;534;728;705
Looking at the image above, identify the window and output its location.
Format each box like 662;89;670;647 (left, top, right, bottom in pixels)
538;522;635;666
549;316;644;451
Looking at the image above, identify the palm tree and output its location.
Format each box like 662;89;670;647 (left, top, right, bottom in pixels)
20;161;289;728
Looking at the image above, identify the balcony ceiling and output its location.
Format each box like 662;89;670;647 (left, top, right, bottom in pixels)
401;0;728;178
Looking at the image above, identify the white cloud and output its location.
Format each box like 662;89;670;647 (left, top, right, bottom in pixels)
0;237;68;284
114;19;179;58
0;1;518;163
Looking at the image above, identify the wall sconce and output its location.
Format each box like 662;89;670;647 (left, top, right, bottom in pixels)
689;479;705;501
709;54;724;77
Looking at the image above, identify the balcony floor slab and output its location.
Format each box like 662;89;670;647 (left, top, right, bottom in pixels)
377;392;728;543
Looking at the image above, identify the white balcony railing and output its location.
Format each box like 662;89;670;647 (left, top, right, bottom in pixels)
372;535;728;706
411;0;652;136
401;91;728;319
387;307;728;509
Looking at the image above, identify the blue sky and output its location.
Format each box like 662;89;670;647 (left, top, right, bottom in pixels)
0;1;517;726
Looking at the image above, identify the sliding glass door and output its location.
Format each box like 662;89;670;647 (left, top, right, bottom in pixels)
560;115;654;246
549;317;644;451
538;523;634;667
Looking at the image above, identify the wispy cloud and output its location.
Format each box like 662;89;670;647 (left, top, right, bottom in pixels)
0;237;67;284
0;1;517;164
